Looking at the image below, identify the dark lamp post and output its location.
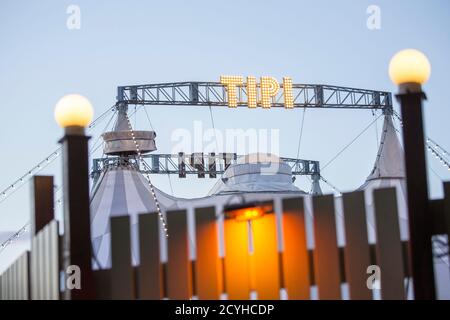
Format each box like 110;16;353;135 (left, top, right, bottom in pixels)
55;94;96;299
389;49;435;300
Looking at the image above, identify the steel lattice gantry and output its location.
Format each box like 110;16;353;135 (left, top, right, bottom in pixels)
100;81;391;186
116;81;393;111
91;153;320;182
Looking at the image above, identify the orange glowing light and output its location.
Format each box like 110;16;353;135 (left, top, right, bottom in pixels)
225;205;267;222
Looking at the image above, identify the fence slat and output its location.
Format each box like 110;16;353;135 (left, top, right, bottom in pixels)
37;230;44;299
373;187;405;300
281;197;310;299
312;195;341;299
21;253;30;300
1;229;55;300
42;225;49;299
342;191;372;300
17;255;22;299
48;221;59;299
224;217;250;299
12;260;17;300
167;210;192;299
110;215;134;299
31;235;37;300
252;211;280;299
16;252;21;300
195;207;221;300
6;267;10;300
138;213;162;299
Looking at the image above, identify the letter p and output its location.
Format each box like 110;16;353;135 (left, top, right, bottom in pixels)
260;77;279;108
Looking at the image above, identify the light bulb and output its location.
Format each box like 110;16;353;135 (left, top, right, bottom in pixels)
389;49;431;85
54;94;94;128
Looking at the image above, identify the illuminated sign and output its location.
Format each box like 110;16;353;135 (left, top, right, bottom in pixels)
220;76;294;109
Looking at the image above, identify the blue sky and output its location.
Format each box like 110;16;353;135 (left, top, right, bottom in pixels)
1;0;450;268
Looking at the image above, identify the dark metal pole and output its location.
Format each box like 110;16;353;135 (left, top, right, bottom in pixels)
30;175;54;235
397;91;435;300
60;131;96;299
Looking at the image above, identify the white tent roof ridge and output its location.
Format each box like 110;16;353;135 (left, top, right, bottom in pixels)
361;114;405;185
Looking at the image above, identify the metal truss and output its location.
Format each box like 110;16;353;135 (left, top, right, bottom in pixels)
91;153;320;181
117;82;392;111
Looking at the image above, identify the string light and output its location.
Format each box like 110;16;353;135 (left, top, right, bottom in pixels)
0;105;116;252
124;112;169;237
0;186;63;252
0;223;29;252
0;105;115;204
0;148;61;203
0;195;63;253
394;111;450;172
427;144;450;171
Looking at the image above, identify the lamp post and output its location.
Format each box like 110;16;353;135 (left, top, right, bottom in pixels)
55;94;96;299
389;49;435;299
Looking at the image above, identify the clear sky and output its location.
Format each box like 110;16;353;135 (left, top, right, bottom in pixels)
1;0;450;269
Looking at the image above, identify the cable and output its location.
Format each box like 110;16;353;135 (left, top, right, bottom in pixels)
394;110;450;161
87;105;116;130
0;149;61;204
0;104;117;205
295;107;306;159
123;112;168;237
427;142;450;171
0;104;116;252
370;115;392;174
0;188;64;253
373;110;379;147
142;106;155;131
0;223;29;253
321;114;382;171
428;137;450;157
393;111;450;172
319;175;342;195
208;105;220;154
89;110;117;155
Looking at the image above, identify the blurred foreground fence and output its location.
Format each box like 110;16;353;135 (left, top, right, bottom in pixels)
1;184;449;300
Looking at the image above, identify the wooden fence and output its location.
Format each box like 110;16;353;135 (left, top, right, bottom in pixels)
1;220;59;300
96;188;408;300
0;185;448;300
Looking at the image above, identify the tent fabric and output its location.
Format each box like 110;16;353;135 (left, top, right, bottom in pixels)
363;115;405;181
357;115;409;241
90;164;181;268
91;155;305;268
208;154;302;195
